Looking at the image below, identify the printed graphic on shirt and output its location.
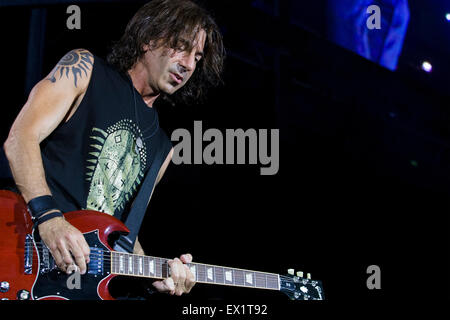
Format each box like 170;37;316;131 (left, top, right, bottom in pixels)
85;119;147;215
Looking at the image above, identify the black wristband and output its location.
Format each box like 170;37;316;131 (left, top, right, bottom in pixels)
27;195;59;220
34;211;63;227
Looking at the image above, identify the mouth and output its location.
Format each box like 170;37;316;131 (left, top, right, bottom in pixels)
169;72;184;84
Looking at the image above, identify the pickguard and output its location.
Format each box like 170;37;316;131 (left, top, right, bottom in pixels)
30;230;111;300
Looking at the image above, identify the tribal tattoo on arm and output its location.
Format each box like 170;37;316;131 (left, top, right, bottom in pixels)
47;49;94;88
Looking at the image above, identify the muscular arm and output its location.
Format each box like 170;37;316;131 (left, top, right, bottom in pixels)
3;49;94;274
4;49;93;202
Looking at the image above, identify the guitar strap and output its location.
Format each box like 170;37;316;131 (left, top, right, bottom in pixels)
113;147;166;253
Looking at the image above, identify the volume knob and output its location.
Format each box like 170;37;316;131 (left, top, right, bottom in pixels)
17;289;30;300
0;281;9;293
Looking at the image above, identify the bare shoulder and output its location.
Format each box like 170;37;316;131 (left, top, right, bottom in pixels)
45;48;94;92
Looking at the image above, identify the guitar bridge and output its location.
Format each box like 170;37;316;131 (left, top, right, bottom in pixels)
24;234;33;274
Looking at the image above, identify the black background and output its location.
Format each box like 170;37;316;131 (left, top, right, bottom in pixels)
1;0;449;313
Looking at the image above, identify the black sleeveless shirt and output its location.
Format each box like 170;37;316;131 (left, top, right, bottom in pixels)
40;55;172;220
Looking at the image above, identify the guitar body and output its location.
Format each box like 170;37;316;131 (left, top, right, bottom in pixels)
0;190;129;300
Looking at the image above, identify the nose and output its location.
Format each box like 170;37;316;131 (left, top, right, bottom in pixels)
178;51;196;73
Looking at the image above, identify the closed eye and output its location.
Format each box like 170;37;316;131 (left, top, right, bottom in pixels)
195;52;204;63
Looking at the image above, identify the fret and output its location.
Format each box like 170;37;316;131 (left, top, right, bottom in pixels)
266;274;279;290
116;252;120;274
136;255;140;276
134;255;139;276
255;272;266;288
138;256;143;276
153;257;159;277
143;256;149;277
132;255;137;275
124;253;129;274
151;257;157;277
206;265;215;283
223;268;233;285
244;271;256;287
149;257;156;276
234;269;244;286
111;252;116;274
120;253;125;274
120;253;128;274
126;254;131;275
129;255;133;276
214;266;224;284
197;264;206;283
110;252;114;273
127;254;133;275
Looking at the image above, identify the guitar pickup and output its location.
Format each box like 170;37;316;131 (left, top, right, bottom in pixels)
87;247;104;275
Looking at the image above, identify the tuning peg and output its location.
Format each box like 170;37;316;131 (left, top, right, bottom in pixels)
296;271;304;278
287;269;295;275
306;273;311;280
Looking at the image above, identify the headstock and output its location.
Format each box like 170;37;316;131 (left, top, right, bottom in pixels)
280;269;324;300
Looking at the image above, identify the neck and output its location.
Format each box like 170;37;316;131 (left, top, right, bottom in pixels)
127;64;160;108
110;251;281;291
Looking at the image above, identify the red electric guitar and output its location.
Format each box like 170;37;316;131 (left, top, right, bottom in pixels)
0;190;324;300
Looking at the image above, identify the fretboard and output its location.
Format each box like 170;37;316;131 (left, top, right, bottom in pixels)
110;252;280;290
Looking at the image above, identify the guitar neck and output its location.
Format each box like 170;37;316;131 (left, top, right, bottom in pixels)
110;251;280;291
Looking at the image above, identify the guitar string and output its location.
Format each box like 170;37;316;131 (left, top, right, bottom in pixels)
25;241;311;278
26;259;298;284
26;242;308;281
25;243;302;273
25;241;310;280
23;243;307;283
26;261;303;284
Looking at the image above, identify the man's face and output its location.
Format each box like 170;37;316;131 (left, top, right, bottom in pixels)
141;29;206;95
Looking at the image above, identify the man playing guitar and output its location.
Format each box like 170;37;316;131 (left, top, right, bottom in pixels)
2;0;225;299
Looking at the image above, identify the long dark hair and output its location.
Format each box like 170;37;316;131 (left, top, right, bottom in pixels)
107;0;225;105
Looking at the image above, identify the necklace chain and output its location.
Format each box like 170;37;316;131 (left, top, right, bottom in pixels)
129;75;159;144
